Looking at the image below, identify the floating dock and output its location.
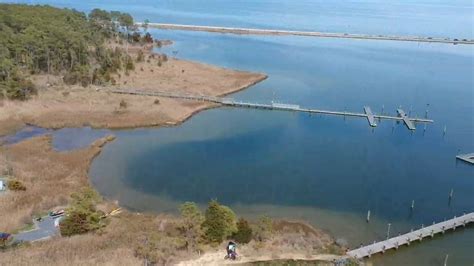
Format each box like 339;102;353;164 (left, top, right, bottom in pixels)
397;109;416;130
110;89;434;131
364;106;377;127
143;23;474;45
347;212;474;259
456;153;474;165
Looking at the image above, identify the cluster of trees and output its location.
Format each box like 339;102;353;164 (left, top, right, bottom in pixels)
134;200;274;264
179;200;273;250
0;4;153;100
59;188;107;236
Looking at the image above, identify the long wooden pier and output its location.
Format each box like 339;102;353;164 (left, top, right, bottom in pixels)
143;23;474;45
110;89;433;130
347;212;474;259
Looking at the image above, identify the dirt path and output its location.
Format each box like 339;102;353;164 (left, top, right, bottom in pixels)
177;251;347;265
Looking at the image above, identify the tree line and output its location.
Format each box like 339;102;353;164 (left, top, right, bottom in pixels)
0;4;153;100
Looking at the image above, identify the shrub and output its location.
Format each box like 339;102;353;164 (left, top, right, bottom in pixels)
131;32;141;43
59;210;91;236
119;99;127;109
7;180;26;191
179;202;204;251
136;50;145;62
202;200;237;243
59;188;106;237
232;218;253;244
154;99;160;105
125;55;135;71
143;32;153;43
63;65;91;87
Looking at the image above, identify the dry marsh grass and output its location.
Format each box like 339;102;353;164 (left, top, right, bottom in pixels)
0;135;338;266
0;135;113;232
0;47;267;137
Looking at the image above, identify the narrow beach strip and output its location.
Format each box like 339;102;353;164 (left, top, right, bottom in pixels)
142;22;474;45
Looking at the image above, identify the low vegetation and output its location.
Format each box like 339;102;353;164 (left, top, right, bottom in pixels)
0;4;153;100
202;200;238;244
232;218;253;244
6;179;26;191
59;188;107;236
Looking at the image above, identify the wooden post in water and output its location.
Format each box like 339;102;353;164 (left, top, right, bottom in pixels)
366;210;371;223
386;223;391;240
449;189;454;206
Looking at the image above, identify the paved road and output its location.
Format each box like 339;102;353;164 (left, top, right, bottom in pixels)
14;216;60;242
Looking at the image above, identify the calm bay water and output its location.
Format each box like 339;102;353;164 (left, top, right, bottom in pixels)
3;0;473;265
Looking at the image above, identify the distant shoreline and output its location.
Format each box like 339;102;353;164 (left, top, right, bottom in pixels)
143;22;474;45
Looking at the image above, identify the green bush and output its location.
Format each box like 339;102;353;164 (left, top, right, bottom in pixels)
1;78;37;101
60;188;106;236
7;179;26;191
179;202;204;251
202;200;237;243
232;218;253;244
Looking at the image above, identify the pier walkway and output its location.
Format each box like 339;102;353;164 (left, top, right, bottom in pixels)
110;89;433;130
143;23;474;45
347;212;474;259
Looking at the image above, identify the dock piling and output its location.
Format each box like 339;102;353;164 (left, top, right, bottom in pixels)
386;223;391;240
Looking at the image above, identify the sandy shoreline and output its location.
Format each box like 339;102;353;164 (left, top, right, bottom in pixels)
148;23;474;45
